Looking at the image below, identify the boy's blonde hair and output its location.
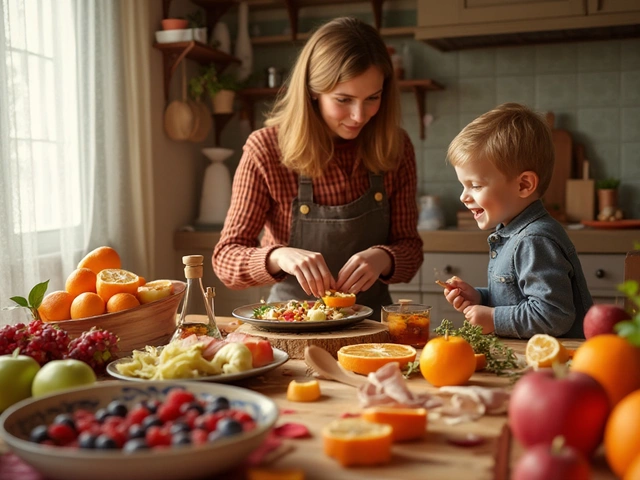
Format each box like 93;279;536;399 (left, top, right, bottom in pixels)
447;103;555;196
265;17;402;178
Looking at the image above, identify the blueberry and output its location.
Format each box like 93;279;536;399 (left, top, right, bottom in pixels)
78;432;97;449
95;408;110;423
179;401;204;415
29;425;50;443
123;438;149;453
128;424;146;439
206;396;230;413
207;430;222;443
216;418;243;437
106;400;128;418
142;399;161;414
169;422;191;435
52;413;76;431
142;414;162;430
95;434;118;450
171;432;191;446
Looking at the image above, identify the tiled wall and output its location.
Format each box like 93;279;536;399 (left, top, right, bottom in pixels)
221;6;640;226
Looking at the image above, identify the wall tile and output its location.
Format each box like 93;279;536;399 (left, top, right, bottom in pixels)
428;77;458;116
535;43;578;74
424;114;460;149
622;108;640;142
535;74;578;108
496;76;535;106
577;72;620;107
619;181;640;219
589;142;621;180
578;41;620;72
459;49;495;78
576;108;620;143
416;43;458;78
621;71;640;106
621;39;640;71
458;77;496;113
621;143;640;178
421;148;454;182
496;46;535;75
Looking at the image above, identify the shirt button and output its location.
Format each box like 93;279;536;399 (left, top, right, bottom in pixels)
374;192;383;202
489;235;498;242
300;205;310;215
500;277;506;283
491;251;497;259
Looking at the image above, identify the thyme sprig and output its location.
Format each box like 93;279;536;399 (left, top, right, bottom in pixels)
434;319;520;375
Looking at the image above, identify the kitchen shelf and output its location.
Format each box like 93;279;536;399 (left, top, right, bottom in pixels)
251;25;415;45
238;78;445;139
153;41;240;102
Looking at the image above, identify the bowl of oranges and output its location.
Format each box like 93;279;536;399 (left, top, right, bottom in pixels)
38;246;186;354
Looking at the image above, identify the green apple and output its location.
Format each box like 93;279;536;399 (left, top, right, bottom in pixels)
0;352;40;412
31;359;96;397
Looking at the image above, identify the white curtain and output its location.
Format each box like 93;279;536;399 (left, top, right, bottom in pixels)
0;0;139;324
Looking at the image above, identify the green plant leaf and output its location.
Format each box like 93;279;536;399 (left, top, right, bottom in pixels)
28;280;49;309
8;296;29;308
618;280;639;298
615;320;638;337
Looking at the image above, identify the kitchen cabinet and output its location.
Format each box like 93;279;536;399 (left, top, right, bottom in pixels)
415;0;640;51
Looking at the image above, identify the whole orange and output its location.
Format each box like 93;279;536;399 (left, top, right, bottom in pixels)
77;246;121;275
604;390;640;477
571;334;640;407
419;334;476;387
70;292;105;319
624;453;640;480
106;293;140;313
64;268;97;297
38;291;74;321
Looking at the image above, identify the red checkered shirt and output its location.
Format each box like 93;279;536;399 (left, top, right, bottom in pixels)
212;126;423;288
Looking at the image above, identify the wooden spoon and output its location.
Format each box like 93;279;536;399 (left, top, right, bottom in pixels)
304;345;366;388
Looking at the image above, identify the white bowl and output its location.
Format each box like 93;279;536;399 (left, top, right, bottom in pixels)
0;381;279;480
155;29;193;43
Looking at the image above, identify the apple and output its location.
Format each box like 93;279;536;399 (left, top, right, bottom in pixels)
583;304;631;339
31;359;97;397
0;352;40;412
508;368;609;457
513;437;590;480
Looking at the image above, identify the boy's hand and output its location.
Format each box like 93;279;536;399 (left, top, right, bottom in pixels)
441;277;481;312
463;305;495;334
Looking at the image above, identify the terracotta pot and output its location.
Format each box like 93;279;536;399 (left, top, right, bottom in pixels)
211;90;236;114
597;188;618;211
162;18;188;30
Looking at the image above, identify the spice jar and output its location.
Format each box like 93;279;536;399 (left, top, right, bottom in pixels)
266;67;283;88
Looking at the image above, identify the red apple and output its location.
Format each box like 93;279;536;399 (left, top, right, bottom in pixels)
513;437;590;480
508;368;609;457
583;304;631;339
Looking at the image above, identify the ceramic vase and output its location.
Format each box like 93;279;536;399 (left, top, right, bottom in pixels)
197;148;234;227
234;1;253;82
211;21;231;54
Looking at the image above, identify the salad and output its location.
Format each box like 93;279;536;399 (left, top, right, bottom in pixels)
252;300;358;322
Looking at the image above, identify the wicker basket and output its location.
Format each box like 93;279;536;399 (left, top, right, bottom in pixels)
49;280;186;354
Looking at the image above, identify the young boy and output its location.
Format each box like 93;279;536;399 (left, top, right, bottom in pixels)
443;103;592;339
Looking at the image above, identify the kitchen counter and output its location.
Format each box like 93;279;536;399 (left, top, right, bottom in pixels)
175;227;640;254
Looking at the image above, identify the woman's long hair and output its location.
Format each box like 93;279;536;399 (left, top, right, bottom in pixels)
265;17;402;177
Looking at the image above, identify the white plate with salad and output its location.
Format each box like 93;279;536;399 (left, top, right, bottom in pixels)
232;300;373;332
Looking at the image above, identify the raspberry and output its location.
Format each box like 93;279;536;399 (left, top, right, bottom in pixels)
48;423;77;446
64;327;120;373
164;389;195;409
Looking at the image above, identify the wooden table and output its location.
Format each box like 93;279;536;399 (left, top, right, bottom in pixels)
213;318;615;480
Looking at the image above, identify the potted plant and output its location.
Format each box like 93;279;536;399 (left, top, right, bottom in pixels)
189;64;241;114
595;178;623;221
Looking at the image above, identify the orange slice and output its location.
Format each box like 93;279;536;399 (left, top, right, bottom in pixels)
337;343;417;375
321;290;356;308
361;406;427;442
525;334;569;368
322;418;392;467
475;353;487;371
96;268;140;303
137;279;174;304
287;379;321;402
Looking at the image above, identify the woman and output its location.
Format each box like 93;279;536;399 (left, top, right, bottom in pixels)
212;17;423;318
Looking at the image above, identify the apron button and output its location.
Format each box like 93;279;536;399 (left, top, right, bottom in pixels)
374;192;383;202
299;205;310;215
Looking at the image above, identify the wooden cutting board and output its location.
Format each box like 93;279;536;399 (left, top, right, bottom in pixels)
565;144;595;222
235;320;390;359
543;112;572;222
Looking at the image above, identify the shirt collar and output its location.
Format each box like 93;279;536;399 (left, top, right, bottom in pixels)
490;200;547;242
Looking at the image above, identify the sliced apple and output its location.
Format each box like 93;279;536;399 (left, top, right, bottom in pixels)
137;279;174;304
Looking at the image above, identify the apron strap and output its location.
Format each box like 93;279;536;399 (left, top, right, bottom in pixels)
298;175;314;203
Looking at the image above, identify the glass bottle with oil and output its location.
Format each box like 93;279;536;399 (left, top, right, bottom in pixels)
171;255;222;342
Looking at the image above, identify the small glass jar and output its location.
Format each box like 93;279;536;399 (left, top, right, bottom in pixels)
266;67;283;88
382;300;431;348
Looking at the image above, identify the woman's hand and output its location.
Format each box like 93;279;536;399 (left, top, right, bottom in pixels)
267;247;335;298
335;247;392;294
442;277;481;312
463;305;495;334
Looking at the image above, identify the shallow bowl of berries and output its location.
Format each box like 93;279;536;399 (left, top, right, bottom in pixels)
0;380;279;480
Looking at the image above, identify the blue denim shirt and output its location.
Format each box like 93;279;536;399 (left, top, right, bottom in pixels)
476;200;593;339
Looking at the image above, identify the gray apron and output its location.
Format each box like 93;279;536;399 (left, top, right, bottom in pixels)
268;172;392;320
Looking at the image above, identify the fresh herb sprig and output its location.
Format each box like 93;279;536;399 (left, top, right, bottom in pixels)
252;304;274;318
614;280;640;346
2;280;49;320
434;319;520;375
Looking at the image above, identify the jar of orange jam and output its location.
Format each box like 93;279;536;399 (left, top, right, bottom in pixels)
381;300;431;348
